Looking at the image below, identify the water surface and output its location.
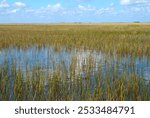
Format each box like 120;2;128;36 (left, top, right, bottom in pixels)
0;46;150;80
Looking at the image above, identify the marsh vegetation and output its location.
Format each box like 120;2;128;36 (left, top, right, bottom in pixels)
0;23;150;101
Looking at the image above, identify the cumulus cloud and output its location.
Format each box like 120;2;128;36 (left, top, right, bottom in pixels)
77;4;115;15
0;1;116;17
0;0;9;8
120;0;150;13
0;1;26;15
13;2;26;8
1;0;149;22
36;3;62;14
47;3;62;12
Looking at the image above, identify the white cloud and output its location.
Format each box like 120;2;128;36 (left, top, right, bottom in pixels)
78;5;95;11
0;1;26;15
77;4;115;15
34;3;63;18
38;3;62;13
120;0;130;5
120;0;150;5
96;7;115;15
120;0;150;13
7;9;19;14
13;2;26;8
0;1;116;17
0;0;9;8
47;3;62;12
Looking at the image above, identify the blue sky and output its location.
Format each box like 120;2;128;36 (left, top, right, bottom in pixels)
0;0;150;22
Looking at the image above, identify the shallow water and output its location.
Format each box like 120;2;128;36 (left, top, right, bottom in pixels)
0;46;150;80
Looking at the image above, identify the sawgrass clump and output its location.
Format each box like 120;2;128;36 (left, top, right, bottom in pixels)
0;62;150;101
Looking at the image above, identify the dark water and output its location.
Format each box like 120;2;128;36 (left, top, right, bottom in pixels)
0;46;150;80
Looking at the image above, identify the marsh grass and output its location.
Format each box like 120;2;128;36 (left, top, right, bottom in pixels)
0;23;150;56
0;23;150;101
0;62;150;101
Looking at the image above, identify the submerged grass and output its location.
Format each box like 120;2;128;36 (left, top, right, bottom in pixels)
0;61;150;101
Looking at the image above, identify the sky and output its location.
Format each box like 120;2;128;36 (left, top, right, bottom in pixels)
0;0;150;23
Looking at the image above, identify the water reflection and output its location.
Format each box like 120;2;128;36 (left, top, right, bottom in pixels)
0;46;150;80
